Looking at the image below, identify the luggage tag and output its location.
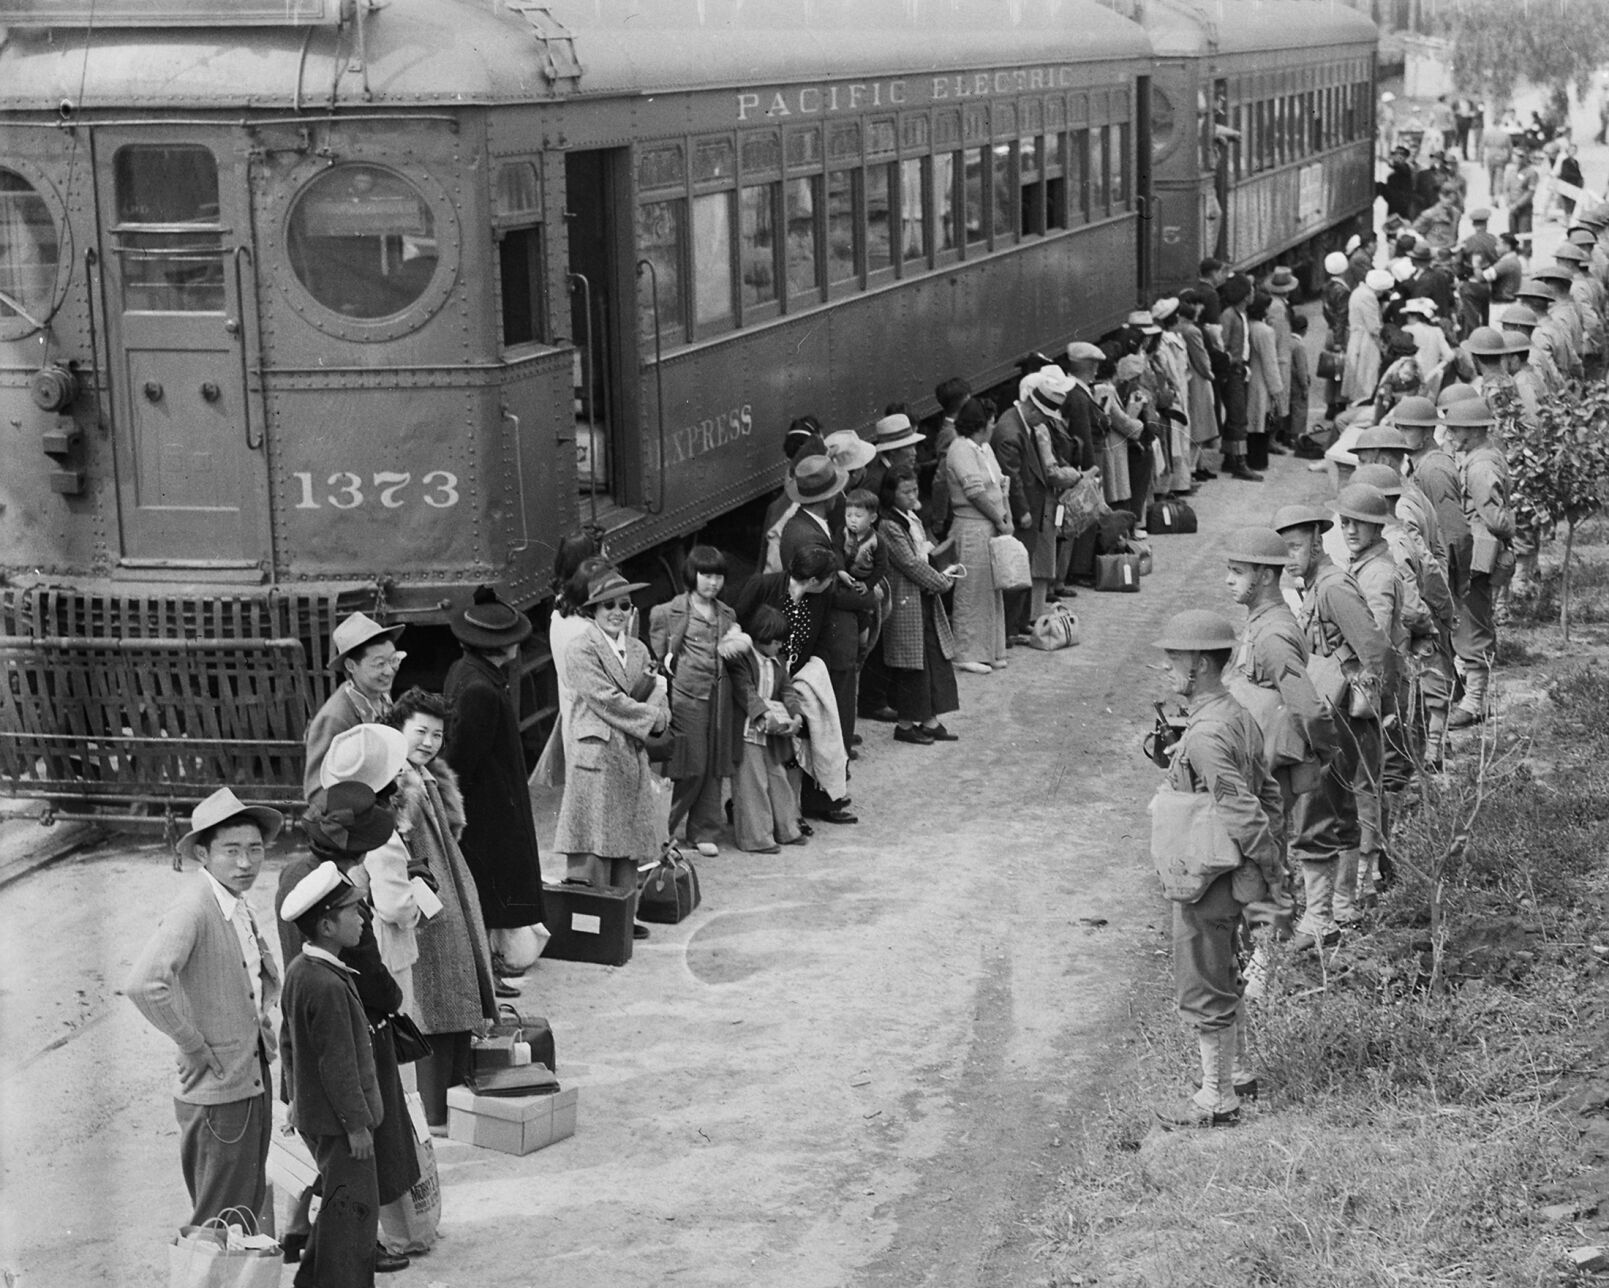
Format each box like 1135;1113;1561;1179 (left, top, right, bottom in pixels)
1123;562;1135;586
1055;503;1066;529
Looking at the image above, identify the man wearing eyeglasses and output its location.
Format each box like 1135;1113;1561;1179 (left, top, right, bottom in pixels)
127;788;285;1234
303;612;407;798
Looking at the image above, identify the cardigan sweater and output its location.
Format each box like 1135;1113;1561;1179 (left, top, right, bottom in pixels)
126;872;280;1104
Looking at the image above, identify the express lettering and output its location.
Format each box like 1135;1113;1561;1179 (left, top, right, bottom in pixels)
663;403;753;466
737;81;907;121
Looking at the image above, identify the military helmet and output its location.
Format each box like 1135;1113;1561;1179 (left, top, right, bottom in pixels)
1443;398;1496;429
1351;464;1404;497
1354;423;1413;452
1334;483;1391;525
1270;503;1334;535
1464;325;1511;358
1436;382;1482;409
1153;609;1239;652
1223;527;1290;567
1390;396;1439;428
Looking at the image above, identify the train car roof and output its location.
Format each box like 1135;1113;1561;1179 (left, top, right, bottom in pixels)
1142;0;1377;58
0;0;1153;112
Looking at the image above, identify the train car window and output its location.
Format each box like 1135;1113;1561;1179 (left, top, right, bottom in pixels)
0;169;60;335
742;132;783;175
636;198;685;343
826;170;858;285
1045;132;1068;231
829;122;862;164
963;105;989;146
900;157;929;266
784;177;821;301
1114;124;1130;209
1019;138;1044;237
1090;128;1109;217
639;144;685;192
1069;130;1088;224
934;109;961;151
114;146;225;312
498;226;544;348
286;164;440;321
692;192;735;333
867;119;897;160
934;152;959;257
866;163;894;276
495;162;541;219
739;183;780;313
1309;93;1321;153
990;144;1014;242
787;127;823;172
963;150;986;248
900;113;930;154
695;138;736;184
1047;96;1067;131
1342;84;1356;141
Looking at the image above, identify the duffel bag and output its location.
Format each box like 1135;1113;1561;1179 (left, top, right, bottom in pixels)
637;842;701;924
1145;498;1198;535
1095;553;1143;592
1025;604;1080;650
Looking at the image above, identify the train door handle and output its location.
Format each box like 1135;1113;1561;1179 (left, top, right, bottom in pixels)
200;381;221;403
224;318;241;336
144;381;164;402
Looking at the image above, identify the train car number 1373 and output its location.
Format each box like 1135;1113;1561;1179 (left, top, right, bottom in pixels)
291;471;462;510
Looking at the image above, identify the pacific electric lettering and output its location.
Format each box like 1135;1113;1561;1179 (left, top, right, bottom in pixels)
736;66;1083;121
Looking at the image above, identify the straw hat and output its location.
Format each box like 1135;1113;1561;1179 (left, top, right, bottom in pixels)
319;723;409;791
824;430;876;473
871;414;924;452
784;453;849;506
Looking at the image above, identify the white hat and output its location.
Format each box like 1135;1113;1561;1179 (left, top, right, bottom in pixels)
1365;268;1395;292
280;860;364;924
328;611;404;669
1125;309;1161;334
1151;297;1180;321
824;429;876;472
1381;91;1396;103
1345;235;1362;255
1391;259;1416;283
1324;251;1349;276
174;787;284;864
320;722;410;791
1402;297;1436;317
1035;366;1074;405
870;413;924;451
1067;340;1105;364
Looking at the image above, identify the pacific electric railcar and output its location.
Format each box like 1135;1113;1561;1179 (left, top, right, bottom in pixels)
0;0;1375;819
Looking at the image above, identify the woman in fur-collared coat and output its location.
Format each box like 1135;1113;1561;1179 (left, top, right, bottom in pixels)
554;566;671;890
388;688;498;1127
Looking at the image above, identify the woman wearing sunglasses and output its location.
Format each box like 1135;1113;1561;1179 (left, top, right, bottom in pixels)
554;566;672;899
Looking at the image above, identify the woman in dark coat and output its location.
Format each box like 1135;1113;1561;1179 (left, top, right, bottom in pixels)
878;467;960;743
442;589;546;964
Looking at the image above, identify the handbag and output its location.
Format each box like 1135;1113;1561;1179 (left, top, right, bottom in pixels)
629;668;676;762
1145;498;1198;535
1058;473;1107;539
1316;348;1344;381
1149;786;1243;904
1095;552;1142;592
637;841;702;924
987;534;1032;591
387;1012;433;1065
483;1002;557;1072
465;1062;560;1097
1025;604;1080;650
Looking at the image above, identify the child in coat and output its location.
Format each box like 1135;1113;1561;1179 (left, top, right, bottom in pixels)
1287;313;1312;444
727;605;806;854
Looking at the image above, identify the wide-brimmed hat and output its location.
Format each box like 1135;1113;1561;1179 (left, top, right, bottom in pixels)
1352;464;1404;498
1125;309;1161;335
280;858;366;924
1365;268;1395;293
784;453;849;506
871;413;924;452
1355;424;1413;453
450;588;532;651
320;722;409;791
1464;325;1511;358
1153;609;1238;652
1152;297;1180;322
1026;366;1074;411
1334;483;1390;525
1390;395;1439;428
302;781;396;857
1408;241;1432;263
1266;266;1298;294
1402;297;1436;318
175;787;284;864
824;430;876;473
1270;503;1334;535
582;566;650;610
1443;399;1496;429
328;611;404;670
1223;527;1290;567
1066;341;1105;365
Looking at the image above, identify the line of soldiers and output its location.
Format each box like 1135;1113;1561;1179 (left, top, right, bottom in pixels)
1149;391;1512;1127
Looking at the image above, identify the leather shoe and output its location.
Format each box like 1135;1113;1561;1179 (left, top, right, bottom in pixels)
1227;463;1264;481
1266;441;1289;455
493;979;521;998
797;821;814;837
633;922;651;940
1193;468;1217;481
491;955;526;977
925;723;959;741
894;725;935;745
862;705;900;723
376;1249;410;1274
817;806;859;824
1447;707;1482;729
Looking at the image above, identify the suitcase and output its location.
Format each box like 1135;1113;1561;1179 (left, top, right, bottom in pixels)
1095;553;1143;592
541;882;637;966
1146;499;1197;534
637;845;701;924
481;1004;557;1073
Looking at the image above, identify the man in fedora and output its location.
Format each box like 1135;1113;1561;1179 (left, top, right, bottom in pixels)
443;588;547;960
863;411;925;502
304;612;406;798
126;788;285;1234
992;366;1076;633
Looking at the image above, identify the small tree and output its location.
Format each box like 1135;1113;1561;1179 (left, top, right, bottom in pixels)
1438;0;1609;110
1501;382;1609;641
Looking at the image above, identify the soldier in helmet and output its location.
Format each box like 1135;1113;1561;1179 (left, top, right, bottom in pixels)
1498;304;1562;394
1274;504;1392;930
1444;399;1515;728
1465;324;1538;424
1149;610;1284;1127
1516;275;1582;384
1222;528;1336;949
1555;243;1606;379
1356;418;1445;573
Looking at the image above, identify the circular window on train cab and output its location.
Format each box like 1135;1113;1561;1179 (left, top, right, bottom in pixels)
283;162;459;341
1150;86;1184;164
0;165;69;342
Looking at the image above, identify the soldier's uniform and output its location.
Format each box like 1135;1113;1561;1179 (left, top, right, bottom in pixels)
1409;432;1473;596
1450;405;1515;722
1346;525;1406;915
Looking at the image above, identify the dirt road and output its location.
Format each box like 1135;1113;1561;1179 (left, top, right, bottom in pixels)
0;455;1328;1288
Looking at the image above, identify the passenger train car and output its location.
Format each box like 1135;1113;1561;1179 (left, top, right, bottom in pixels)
0;0;1375;819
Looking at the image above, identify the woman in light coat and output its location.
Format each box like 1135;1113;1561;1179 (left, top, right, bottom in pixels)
1342;269;1392;403
1246;291;1285;441
878;466;959;743
943;396;1012;673
553;565;670;891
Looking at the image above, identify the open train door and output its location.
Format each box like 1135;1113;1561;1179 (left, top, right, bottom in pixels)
1136;75;1155;302
92;130;271;576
